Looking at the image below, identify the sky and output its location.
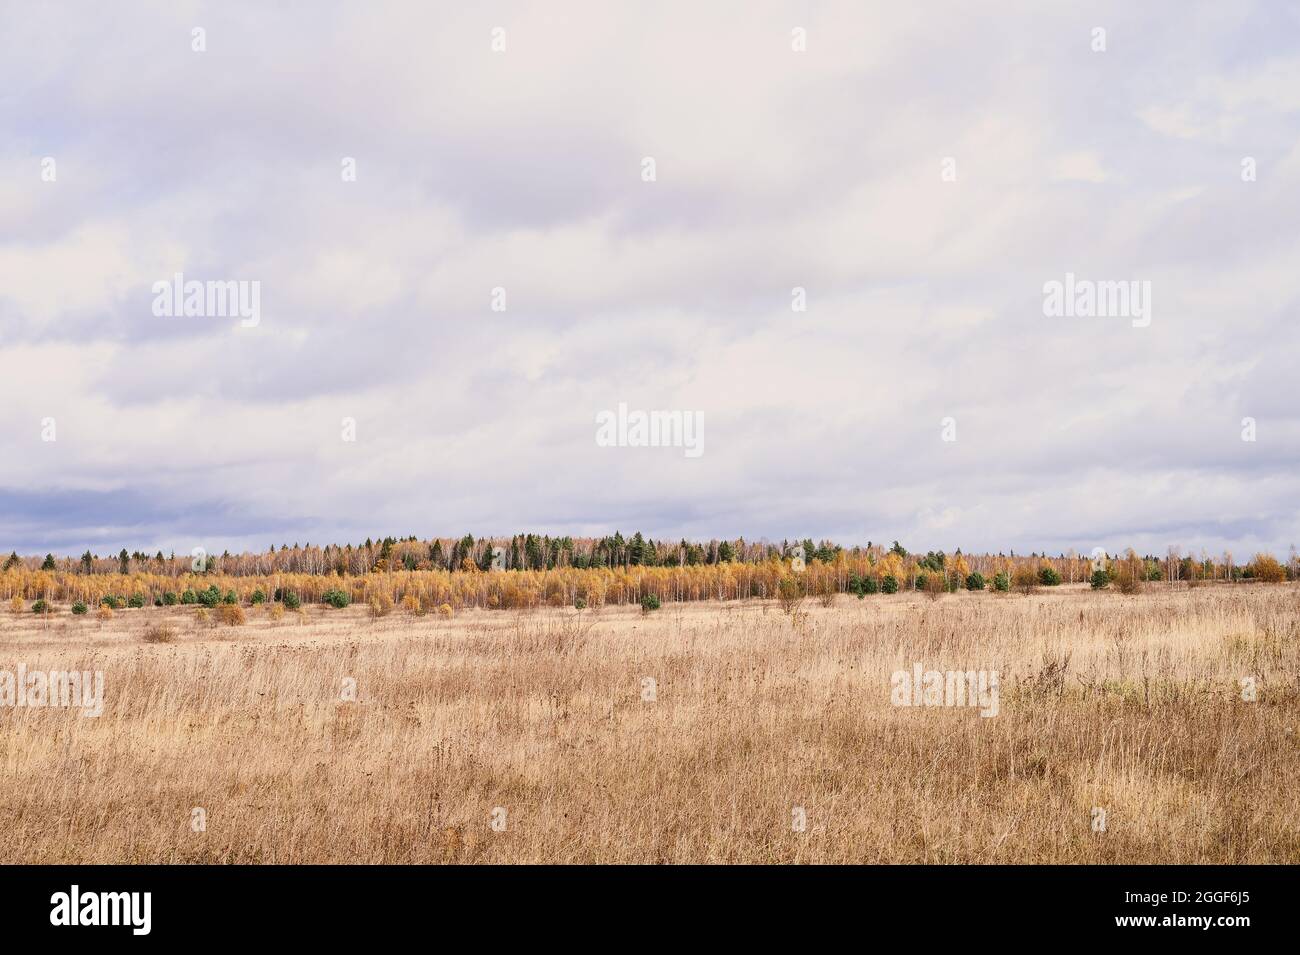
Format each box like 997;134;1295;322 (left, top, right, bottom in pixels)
1;1;1298;559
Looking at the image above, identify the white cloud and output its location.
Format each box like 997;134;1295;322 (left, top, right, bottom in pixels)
1;1;1297;556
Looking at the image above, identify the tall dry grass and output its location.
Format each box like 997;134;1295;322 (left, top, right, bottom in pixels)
0;584;1296;863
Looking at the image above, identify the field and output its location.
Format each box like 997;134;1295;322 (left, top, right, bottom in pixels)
1;583;1297;864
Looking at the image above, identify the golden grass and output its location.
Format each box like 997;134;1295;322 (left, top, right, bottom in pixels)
0;584;1296;863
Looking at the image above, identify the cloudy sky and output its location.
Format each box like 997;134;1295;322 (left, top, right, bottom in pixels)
2;1;1297;558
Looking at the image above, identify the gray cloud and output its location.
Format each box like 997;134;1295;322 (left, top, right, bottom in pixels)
0;1;1297;558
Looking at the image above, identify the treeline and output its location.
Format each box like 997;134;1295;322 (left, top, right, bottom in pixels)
1;538;1294;613
9;535;1297;581
5;533;840;577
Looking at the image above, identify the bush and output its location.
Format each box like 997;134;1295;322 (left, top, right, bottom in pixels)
1115;557;1145;595
1251;554;1286;583
31;598;51;614
127;593;146;608
400;594;421;614
640;593;662;613
321;588;351;609
573;596;587;610
221;590;238;605
100;594;121;610
216;604;245;626
1038;567;1062;587
196;586;221;608
437;603;453;618
143;624;177;644
96;605;114;621
863;576;879;595
194;607;210;623
162;591;178;605
966;572;986;591
281;591;301;610
880;574;899;594
777;577;804;614
180;589;198;605
7;596;23;613
368;592;393;618
250;589;266;605
1013;567;1039;594
71;601;88;615
921;573;946;600
268;604;285;623
1090;569;1110;590
993;571;1011;593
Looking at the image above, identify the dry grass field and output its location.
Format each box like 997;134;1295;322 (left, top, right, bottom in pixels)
1;583;1297;864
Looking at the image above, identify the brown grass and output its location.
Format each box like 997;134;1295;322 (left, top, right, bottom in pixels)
142;623;177;644
0;584;1297;863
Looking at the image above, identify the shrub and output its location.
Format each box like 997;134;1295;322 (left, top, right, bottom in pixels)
1090;569;1110;590
966;572;986;591
915;573;928;591
880;574;899;594
1251;554;1286;583
100;594;121;610
180;589;198;605
216;604;245;626
31;598;51;614
250;589;266;605
573;596;587;610
96;605;114;622
1013;567;1039;594
863;576;879;595
71;601;88;615
777;577;804;614
1115;556;1145;595
221;590;238;605
993;571;1010;592
268;604;285;623
368;593;393;618
194;607;210;623
281;591;301;610
437;603;453;618
400;593;421;614
162;591;178;605
322;588;351;609
7;596;22;613
127;593;146;608
640;593;662;613
143;624;177;644
196;586;221;608
1038;567;1062;587
921;573;946;600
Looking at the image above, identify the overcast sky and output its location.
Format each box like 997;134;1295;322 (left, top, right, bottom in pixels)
1;1;1297;559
